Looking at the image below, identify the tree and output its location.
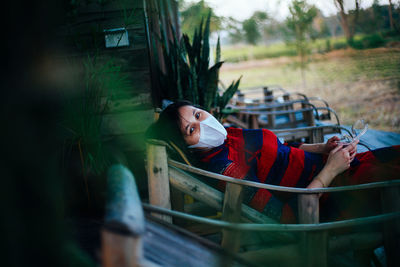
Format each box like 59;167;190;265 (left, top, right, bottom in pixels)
285;0;317;88
225;17;244;43
179;0;222;37
388;0;396;31
243;17;260;45
242;11;269;45
334;0;361;44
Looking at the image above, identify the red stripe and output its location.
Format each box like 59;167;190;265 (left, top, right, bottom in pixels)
280;147;305;187
257;130;278;183
227;128;246;165
223;162;248;180
200;148;223;163
249;189;272;212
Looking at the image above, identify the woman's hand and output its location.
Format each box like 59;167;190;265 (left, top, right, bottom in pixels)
325;139;359;177
323;136;340;154
307;139;358;190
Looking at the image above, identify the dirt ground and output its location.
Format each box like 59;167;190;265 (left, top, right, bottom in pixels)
220;48;400;132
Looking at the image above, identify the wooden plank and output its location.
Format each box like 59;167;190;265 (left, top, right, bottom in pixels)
221;183;244;253
75;1;144;14
102;230;143;267
106;94;152;113
240;244;300;266
102;164;145;267
146;143;172;223
169;167;224;210
381;187;400;267
102;109;154;136
103;133;147;153
168;166;295;243
169;167;278;223
298;194;327;267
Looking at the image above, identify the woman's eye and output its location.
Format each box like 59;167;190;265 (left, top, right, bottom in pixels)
190;127;194;134
195;112;200;119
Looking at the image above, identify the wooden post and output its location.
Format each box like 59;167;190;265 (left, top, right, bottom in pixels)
221;183;244;253
381;187;400;267
146;141;172;223
310;128;324;144
267;110;276;129
263;87;273;103
298;194;327;267
250;114;259;129
102;164;145;267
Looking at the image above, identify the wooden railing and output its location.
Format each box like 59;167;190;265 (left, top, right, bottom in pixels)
146;139;400;267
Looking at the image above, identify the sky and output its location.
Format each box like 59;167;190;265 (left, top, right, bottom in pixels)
202;0;392;21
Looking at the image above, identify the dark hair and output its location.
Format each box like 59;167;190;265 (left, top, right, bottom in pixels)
146;100;195;162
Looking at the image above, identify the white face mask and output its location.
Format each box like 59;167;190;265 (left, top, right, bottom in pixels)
188;115;227;149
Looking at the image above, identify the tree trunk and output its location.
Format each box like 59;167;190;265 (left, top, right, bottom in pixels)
335;0;352;42
388;0;395;30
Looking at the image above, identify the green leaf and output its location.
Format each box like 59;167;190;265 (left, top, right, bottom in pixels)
215;36;221;64
204;61;224;110
220;76;242;110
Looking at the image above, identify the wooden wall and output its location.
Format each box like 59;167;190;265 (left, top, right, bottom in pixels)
57;0;180;191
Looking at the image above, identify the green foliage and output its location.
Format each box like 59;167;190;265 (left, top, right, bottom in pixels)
157;12;241;112
285;0;317;84
350;33;385;49
63;56;132;175
180;0;222;37
243;17;261;45
242;11;269;45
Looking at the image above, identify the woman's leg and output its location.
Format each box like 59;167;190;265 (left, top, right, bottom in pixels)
320;145;400;221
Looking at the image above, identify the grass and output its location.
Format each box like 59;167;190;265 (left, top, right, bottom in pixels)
221;37;349;63
219;47;400;132
221;32;400;63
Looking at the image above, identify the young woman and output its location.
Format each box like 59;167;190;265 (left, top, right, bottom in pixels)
147;101;400;222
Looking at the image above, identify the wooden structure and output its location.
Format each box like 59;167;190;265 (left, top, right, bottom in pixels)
228;86;340;131
57;0;180;191
146;139;400;267
102;163;252;267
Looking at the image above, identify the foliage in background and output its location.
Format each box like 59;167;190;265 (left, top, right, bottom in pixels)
243;11;269;45
179;0;222;37
63;56;132;177
333;0;361;44
285;0;317;87
157;12;241;112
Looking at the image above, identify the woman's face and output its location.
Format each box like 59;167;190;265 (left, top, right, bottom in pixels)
178;105;210;146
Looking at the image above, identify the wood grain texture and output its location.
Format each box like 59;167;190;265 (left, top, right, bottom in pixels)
221;183;244;253
298;194;327;267
146;143;172;223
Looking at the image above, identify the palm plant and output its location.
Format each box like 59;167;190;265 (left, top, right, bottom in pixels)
156;11;241;113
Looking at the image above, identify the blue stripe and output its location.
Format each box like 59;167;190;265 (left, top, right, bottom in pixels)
207;146;231;174
243;129;263;153
296;152;324;188
262;195;283;221
265;138;291;185
242;168;260;204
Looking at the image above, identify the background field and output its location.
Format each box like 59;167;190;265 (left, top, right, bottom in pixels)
219;47;400;132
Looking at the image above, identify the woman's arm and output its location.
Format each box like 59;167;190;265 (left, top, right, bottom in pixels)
307;140;358;190
298;136;340;154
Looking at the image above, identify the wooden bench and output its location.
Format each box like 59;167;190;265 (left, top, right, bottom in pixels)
232;86;339;126
146;140;400;267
